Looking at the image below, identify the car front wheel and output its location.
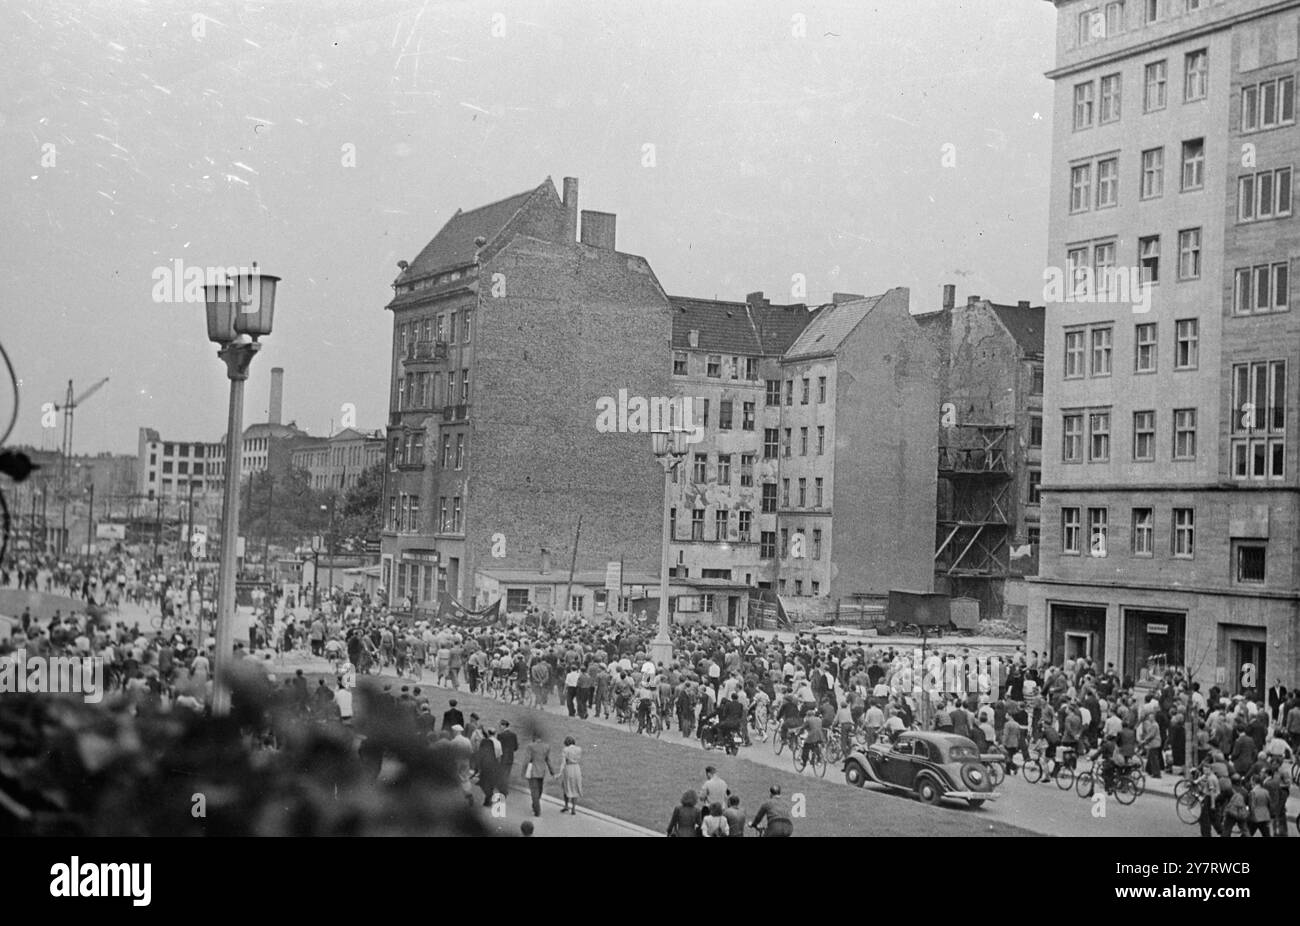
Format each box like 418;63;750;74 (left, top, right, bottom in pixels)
845;762;866;787
916;776;943;805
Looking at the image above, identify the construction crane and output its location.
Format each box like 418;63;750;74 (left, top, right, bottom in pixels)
53;377;108;548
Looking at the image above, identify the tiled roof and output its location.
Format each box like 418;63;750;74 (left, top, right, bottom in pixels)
783;293;886;360
988;302;1045;355
667;296;817;355
397;181;554;284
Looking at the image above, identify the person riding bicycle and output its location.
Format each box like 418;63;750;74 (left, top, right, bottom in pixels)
716;692;745;747
799;708;825;767
749;785;794;837
1090;734;1119;793
776;694;802;747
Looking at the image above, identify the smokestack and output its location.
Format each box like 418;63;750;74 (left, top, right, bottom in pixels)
269;367;284;426
579;210;616;249
561;177;579;244
967;294;981;307
942;284;956;312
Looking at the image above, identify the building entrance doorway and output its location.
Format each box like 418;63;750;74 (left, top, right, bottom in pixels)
1049;604;1106;667
1221;627;1266;699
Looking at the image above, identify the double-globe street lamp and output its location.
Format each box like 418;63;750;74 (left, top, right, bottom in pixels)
650;429;689;668
204;267;279;716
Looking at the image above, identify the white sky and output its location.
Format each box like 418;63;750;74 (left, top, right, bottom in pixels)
0;0;1056;455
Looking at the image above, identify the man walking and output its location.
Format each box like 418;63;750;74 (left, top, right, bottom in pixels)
522;731;557;817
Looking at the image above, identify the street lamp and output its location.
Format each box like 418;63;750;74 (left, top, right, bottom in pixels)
204;266;279;716
650;429;688;668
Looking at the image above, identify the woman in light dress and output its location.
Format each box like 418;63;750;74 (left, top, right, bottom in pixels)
560;736;583;814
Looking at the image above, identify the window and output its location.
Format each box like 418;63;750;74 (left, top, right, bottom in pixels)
782;428;792;458
811;581;820;596
1099;74;1122;123
1132;508;1153;555
718;454;731;483
1133;410;1155;460
760;531;776;559
438;497;448;532
814;477;824;507
785;380;794;406
448;311;458;344
1090;326;1113;376
691;508;705;541
441;433;452;468
1105;1;1124;35
1030;415;1043;448
669;507;676;538
1031;366;1044;395
1028;469;1042;504
797;478;807;507
765;380;780;406
763;428;779;459
1138;236;1160;286
1180;139;1204;191
781;478;790;507
388;495;398;530
715;510;729;541
740;453;755;487
799;427;808;456
461;370;470;402
812;528;823;559
817;426;826;454
1173;408;1197;459
730;357;740;380
817;376;827;402
719;399;733;430
1231;361;1286;480
462;312;471;343
1096;157;1119;207
1143;0;1158;24
1234;263;1289;315
1174;318;1198;368
1143;60;1166;112
746;357;759;380
1068;247;1090;299
1242;76;1295;132
1062;507;1081;554
1135;322;1157;372
1239;167;1293;221
801;378;810;404
1177;229;1201;280
706;355;721;378
700;399;709;428
1140;147;1164;199
1183;50;1207;102
1088;507;1109;556
673;351;687;375
1070;163;1092;212
1173;507;1194;557
1027;527;1041;546
780;529;789;558
692;453;708;483
742;401;756;430
761;483;777;513
1064;329;1086;378
1074;81;1095;129
1235;543;1266;584
1063;413;1084;462
737;510;752;542
1089;410;1111;461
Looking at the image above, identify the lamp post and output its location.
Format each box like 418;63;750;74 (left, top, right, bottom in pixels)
204;266;279;716
650;430;688;668
85;483;95;556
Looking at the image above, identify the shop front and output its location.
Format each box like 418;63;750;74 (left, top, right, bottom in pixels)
1121;609;1186;685
1049;603;1107;666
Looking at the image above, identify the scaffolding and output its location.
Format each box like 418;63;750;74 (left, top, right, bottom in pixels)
934;424;1014;622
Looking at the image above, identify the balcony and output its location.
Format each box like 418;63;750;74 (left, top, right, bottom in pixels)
402;340;448;368
441;404;469;421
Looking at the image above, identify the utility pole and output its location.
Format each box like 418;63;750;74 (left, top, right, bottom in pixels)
186;480;196;574
563;514;582;624
85;483;95;556
263;471;273;577
154;495;163;566
326;494;336;606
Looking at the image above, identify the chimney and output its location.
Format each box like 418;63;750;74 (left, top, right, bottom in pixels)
942;284;956;312
967;294;981;306
1018;300;1031;309
561;177;579;244
539;547;552;575
579;210;617;249
269;367;284;426
745;291;770;308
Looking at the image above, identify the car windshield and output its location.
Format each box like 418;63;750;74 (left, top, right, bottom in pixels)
948;744;980;760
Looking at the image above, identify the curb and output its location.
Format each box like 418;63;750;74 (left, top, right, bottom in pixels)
508;785;659;837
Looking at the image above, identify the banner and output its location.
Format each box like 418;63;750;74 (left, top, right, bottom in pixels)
435;594;503;627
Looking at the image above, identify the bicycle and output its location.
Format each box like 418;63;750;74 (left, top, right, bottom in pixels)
635;702;660;737
1074;755;1139;805
1174;766;1217;825
1020;746;1073;789
793;734;827;777
824;731;845;765
773;724;799;756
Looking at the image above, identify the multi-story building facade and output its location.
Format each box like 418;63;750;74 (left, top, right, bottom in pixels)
918;286;1046;624
381;177;670;610
291;428;385;492
1031;0;1299;690
137;428;223;502
775;288;939;604
663;291;816;622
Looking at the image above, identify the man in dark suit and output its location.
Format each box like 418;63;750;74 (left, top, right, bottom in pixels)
441;698;465;733
1268;681;1287;724
496;720;519;777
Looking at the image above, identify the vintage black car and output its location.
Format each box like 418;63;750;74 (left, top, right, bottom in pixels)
842;731;998;808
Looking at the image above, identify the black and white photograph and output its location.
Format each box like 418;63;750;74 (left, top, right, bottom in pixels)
0;0;1296;892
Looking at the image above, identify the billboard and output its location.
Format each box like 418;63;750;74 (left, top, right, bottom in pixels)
96;523;126;540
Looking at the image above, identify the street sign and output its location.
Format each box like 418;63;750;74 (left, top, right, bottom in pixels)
311;535;324;553
604;561;622;591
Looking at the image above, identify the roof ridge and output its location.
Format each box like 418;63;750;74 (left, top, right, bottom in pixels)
453;180;548;219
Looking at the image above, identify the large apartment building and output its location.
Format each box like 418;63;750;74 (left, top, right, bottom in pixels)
1031;0;1300;691
291;428;385;492
380;177;670;610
